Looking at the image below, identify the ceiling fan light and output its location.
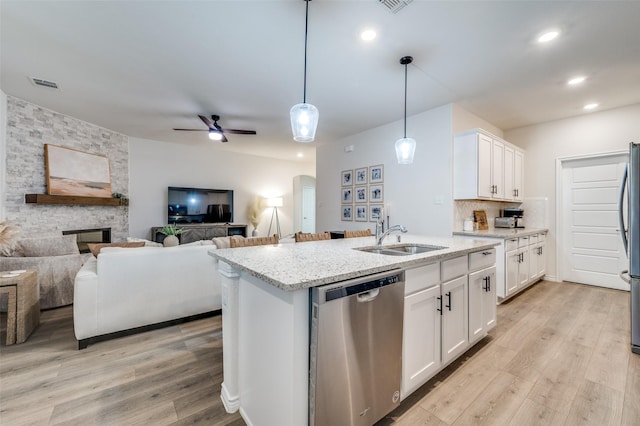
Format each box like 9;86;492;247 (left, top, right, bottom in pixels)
395;137;416;164
208;130;223;141
290;102;318;143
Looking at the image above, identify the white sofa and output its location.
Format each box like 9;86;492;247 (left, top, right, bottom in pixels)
73;244;221;349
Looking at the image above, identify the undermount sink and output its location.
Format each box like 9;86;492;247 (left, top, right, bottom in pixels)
355;244;448;256
387;244;448;254
356;247;413;256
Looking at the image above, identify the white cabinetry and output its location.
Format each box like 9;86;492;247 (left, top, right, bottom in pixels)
441;275;468;365
402;263;441;397
401;249;496;400
469;266;497;344
454;128;524;201
455;232;547;303
514;149;524;201
503;146;524;201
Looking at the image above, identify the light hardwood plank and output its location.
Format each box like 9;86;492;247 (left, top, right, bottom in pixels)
564;379;624;426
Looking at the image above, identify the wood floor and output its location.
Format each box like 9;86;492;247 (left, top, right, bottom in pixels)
1;280;638;425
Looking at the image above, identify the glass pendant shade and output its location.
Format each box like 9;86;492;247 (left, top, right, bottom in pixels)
290;102;319;143
395;137;416;164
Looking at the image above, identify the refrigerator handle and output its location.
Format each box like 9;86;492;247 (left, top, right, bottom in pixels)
619;163;629;256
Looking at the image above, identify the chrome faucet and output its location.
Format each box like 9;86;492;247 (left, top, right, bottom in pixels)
376;222;407;246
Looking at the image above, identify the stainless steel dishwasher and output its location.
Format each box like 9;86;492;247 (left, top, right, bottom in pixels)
309;270;405;426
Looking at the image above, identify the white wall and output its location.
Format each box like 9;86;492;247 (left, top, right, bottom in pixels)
452;103;504;137
128;137;314;239
505;103;640;280
317;104;454;237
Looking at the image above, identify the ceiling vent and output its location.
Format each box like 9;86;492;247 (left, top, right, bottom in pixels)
378;0;414;14
30;77;59;89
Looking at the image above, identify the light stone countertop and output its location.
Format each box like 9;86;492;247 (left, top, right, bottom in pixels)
209;234;499;291
452;227;549;239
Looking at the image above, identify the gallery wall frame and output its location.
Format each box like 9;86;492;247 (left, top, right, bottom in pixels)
355;167;368;185
369;164;384;183
369;204;383;222
341;169;353;186
341;205;353;221
355;205;367;222
45;144;112;197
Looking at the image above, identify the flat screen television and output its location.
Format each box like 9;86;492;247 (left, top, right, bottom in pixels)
167;186;234;224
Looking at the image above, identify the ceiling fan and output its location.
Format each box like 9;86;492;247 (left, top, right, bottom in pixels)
173;115;257;142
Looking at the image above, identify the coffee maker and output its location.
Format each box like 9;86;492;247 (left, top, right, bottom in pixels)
495;208;525;228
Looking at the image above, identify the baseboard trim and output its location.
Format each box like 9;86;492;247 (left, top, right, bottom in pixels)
221;382;240;413
77;309;221;349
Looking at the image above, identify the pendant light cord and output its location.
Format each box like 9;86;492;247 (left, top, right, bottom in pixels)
303;0;309;103
403;63;408;138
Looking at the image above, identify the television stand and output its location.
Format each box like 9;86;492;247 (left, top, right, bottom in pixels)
151;223;247;244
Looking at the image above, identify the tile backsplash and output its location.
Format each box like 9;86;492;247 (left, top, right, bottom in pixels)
453;198;548;231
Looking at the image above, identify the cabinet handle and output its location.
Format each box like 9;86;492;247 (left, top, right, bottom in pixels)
437;296;442;315
445;291;452;311
483;276;491;292
482;251;492;256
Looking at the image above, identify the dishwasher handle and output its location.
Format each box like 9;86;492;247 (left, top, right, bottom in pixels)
357;288;380;302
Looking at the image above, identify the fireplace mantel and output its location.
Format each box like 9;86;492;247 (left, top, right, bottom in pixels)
25;194;125;206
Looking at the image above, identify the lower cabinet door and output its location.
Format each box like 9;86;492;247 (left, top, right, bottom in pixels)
482;267;497;331
401;285;442;398
442;275;468;365
505;250;519;296
468;266;497;344
518;248;530;287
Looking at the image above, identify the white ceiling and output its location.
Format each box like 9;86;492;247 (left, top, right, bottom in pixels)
2;1;640;162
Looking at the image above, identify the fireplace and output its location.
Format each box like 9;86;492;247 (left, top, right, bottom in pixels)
63;228;111;253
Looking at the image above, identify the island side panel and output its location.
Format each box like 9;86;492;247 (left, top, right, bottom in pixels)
238;272;310;426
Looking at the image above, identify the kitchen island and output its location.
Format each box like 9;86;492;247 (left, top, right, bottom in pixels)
209;234;499;426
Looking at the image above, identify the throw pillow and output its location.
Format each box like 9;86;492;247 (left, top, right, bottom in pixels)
0;221;21;257
126;237;163;247
87;242;145;257
15;234;79;257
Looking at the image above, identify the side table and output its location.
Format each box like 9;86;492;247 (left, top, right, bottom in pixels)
0;270;40;345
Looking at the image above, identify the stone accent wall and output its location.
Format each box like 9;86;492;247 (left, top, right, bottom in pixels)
4;96;129;240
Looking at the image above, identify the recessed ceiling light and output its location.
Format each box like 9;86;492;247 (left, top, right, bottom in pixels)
361;29;377;41
567;76;586;85
537;30;559;43
297;153;304;158
584;103;599;110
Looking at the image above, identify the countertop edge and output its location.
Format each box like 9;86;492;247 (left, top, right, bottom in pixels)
452;228;548;239
209;238;500;291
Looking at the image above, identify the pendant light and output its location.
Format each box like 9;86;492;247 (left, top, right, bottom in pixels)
395;56;416;164
290;0;319;143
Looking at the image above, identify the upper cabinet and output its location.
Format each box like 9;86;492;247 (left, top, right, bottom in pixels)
453;129;524;201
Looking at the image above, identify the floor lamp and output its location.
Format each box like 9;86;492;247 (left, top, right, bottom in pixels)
266;197;283;238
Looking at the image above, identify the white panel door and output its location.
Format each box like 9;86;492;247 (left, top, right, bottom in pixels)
562;155;629;290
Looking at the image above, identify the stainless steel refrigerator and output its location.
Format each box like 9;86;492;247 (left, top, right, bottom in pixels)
619;141;640;355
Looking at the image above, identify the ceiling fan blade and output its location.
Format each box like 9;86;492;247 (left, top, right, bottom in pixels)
221;134;228;142
198;115;214;129
173;128;208;131
223;129;257;135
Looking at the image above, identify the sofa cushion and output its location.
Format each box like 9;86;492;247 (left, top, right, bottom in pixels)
87;242;145;257
15;234;79;257
179;240;213;247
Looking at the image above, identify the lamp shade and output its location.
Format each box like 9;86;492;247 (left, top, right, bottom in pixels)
266;197;283;207
395;137;416;164
290;103;319;143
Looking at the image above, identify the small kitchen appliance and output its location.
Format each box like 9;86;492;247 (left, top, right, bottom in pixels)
495;208;525;228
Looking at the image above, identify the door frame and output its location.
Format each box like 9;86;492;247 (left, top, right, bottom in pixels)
555;150;627;283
